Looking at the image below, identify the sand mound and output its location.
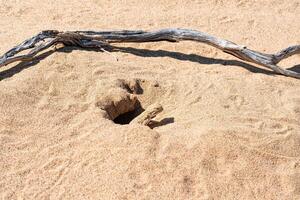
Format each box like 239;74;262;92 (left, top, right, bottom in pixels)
1;0;300;199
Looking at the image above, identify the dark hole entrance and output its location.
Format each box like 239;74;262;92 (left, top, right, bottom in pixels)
113;105;144;125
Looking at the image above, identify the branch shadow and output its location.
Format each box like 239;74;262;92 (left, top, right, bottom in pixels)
287;64;300;73
112;46;277;75
0;50;56;81
0;45;278;81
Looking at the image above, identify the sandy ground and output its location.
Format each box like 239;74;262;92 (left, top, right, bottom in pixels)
1;0;300;199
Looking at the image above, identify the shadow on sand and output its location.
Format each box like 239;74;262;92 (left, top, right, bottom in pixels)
2;45;297;81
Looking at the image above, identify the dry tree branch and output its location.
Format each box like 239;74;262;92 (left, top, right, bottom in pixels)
0;28;299;78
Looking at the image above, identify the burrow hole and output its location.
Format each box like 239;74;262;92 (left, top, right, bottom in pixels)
100;79;162;125
113;101;144;125
100;79;145;125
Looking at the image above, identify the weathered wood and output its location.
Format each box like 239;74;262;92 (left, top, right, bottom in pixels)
0;28;299;78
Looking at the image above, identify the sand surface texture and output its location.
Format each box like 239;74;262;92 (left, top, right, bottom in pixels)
1;0;300;199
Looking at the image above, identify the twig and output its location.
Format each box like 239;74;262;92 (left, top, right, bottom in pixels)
0;28;299;78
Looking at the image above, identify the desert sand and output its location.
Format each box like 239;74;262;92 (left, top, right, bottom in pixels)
1;0;300;199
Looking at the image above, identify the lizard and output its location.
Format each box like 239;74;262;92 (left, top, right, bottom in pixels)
130;103;163;126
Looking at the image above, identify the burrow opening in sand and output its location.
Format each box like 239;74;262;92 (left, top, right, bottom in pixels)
102;96;144;125
113;102;144;125
99;79;169;126
98;79;146;125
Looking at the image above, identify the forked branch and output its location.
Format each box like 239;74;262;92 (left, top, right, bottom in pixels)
0;28;299;78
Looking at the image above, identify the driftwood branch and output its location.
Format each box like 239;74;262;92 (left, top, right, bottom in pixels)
0;28;299;78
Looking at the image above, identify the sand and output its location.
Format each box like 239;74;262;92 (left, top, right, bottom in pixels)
0;0;300;199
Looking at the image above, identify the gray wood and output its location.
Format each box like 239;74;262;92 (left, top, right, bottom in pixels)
1;28;299;78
